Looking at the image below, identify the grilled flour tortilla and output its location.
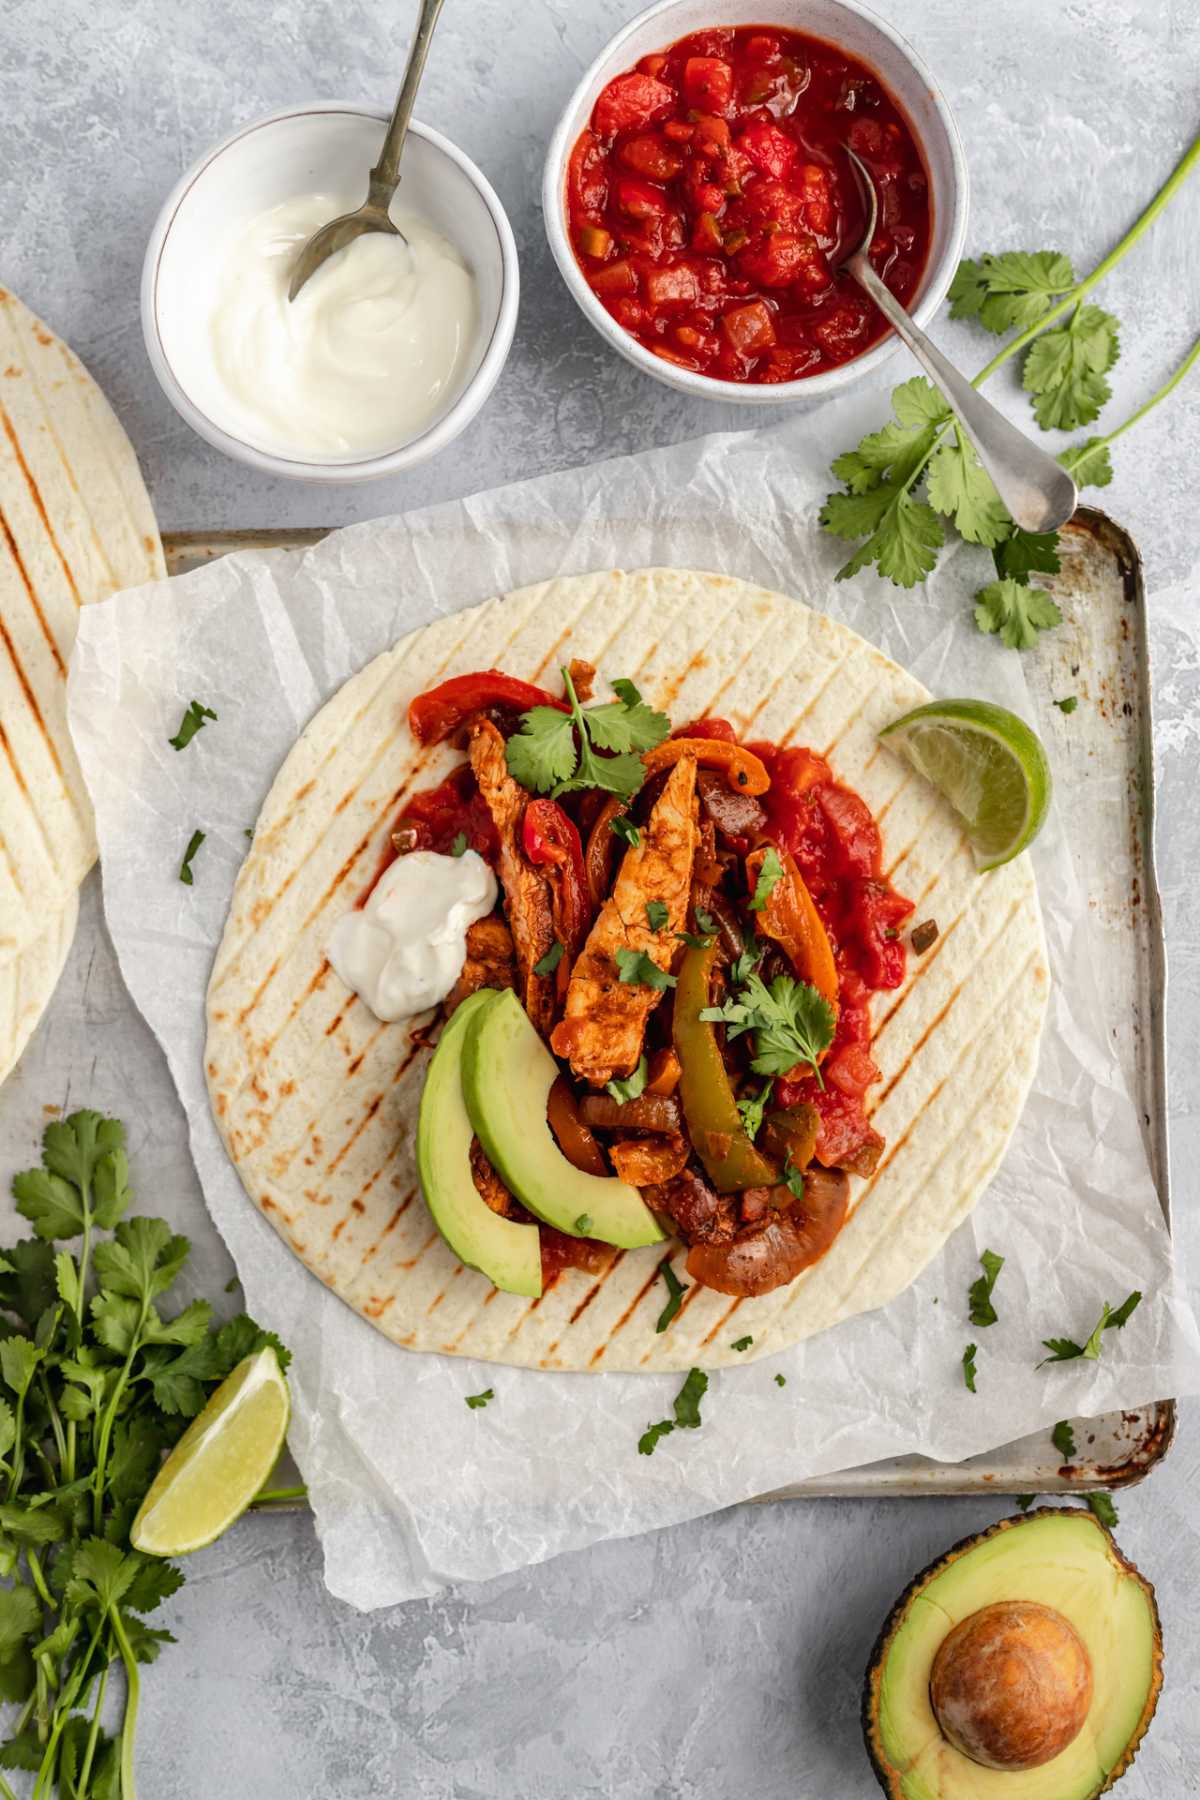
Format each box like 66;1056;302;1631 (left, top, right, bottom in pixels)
206;570;1048;1373
0;288;163;1077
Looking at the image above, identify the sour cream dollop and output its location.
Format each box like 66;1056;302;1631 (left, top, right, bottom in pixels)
327;850;497;1021
203;193;477;459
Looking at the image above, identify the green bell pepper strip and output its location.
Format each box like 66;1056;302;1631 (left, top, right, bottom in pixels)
672;942;776;1193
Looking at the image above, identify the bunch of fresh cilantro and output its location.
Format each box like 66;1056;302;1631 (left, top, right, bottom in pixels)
0;1111;287;1798
820;135;1200;649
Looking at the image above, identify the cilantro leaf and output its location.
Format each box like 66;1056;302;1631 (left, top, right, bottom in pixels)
213;1314;292;1376
1053;696;1078;714
585;692;670;756
168;700;217;752
1015;1493;1036;1512
949;251;1075;334
645;900;669;932
1039;1291;1141;1364
450;832;468;857
729;937;764;986
962;1343;978;1392
835;488;945;590
0;1338;42;1402
465;1389;493;1409
66;1538;138;1614
93;1219;189;1303
1105;1290;1143;1329
736;1080;773;1142
672;1368;708;1429
974;578;1063;650
892;376;952;427
615;948;676;991
12;1171;87;1242
1086;1491;1118;1529
179;829;206;886
782;1159;807;1202
638;1419;674;1456
1023;305;1120;431
1052;1419;1077;1461
927;431;1011;547
1059;436;1113;489
533;940;564;977
607;1056;648;1105
968;1248;1005;1328
574;1214;592;1235
731;1336;753;1352
774;1373;787;1388
735;971;835;1082
993;529;1062;583
655;1259;687;1333
505;707;577;794
749;847;784;912
610;814;640;848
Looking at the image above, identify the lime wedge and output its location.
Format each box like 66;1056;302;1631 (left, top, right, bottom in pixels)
131;1347;290;1556
879;699;1051;870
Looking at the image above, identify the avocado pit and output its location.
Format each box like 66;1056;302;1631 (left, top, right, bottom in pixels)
929;1600;1094;1771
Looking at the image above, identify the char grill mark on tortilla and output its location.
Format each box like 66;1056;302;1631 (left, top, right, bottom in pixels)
468;718;557;1035
551;754;699;1086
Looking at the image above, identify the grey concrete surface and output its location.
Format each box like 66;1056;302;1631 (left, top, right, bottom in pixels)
2;0;1200;1795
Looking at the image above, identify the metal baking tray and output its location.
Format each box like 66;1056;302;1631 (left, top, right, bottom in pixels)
163;509;1173;1501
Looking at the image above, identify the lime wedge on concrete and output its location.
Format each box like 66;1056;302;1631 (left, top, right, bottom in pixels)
131;1347;290;1556
880;699;1051;870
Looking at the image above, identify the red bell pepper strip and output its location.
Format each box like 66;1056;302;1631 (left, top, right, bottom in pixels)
522;799;591;994
408;671;569;745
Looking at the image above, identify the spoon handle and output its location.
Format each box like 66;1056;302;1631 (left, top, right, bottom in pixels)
847;252;1078;536
367;0;449;204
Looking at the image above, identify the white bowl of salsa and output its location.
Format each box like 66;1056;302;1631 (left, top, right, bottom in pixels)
543;0;968;401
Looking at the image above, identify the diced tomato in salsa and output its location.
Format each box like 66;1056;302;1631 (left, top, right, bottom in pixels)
567;26;931;384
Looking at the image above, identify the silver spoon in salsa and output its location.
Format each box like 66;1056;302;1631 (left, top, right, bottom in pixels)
287;0;446;302
840;148;1078;535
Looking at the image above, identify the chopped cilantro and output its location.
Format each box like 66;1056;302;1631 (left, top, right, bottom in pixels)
1052;1419;1077;1461
638;1419;675;1457
968;1248;1005;1328
1040;1290;1141;1365
774;1373;787;1388
615;948;676;991
179;829;205;886
645;899;669;932
962;1343;978;1393
534;940;564;977
637;1367;709;1454
610;814;640;848
168;699;217;751
749;847;784;912
736;1080;773;1142
731;1336;753;1352
1053;696;1079;715
1086;1491;1119;1529
606;1056;648;1105
655;1259;687;1333
450;831;468;856
574;1214;593;1236
465;1388;494;1410
782;1158;806;1202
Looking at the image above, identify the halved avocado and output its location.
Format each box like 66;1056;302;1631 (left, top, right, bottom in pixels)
864;1508;1163;1800
416;991;542;1297
462;989;665;1250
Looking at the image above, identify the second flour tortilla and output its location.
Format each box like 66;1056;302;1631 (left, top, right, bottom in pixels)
205;570;1048;1373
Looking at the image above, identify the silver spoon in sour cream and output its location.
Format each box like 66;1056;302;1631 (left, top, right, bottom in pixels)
288;0;447;302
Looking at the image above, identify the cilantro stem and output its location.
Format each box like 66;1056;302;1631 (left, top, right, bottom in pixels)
251;1482;308;1507
31;1613;106;1798
0;1775;17;1800
37;1371;67;1474
92;1294;151;1532
109;1602;141;1800
27;1547;54;1611
1091;332;1200;448
971;133;1200;389
77;1648;111;1794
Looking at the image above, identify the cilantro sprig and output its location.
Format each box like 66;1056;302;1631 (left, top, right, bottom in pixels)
1040;1290;1141;1365
637;1369;708;1455
167;700;216;753
819;137;1200;648
0;1111;289;1795
505;668;669;801
702;970;835;1086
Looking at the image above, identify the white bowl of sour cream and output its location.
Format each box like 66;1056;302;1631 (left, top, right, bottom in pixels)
142;104;519;480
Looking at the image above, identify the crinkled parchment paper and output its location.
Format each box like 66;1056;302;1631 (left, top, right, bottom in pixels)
67;403;1200;1609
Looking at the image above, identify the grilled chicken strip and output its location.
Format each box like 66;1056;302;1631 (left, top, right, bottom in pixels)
551;755;698;1085
469;719;557;1036
446;915;516;1014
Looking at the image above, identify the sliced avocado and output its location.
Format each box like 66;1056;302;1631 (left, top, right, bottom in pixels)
864;1508;1163;1800
416;991;542;1298
462;989;665;1250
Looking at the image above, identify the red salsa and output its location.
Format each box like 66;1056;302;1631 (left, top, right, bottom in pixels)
567;25;932;383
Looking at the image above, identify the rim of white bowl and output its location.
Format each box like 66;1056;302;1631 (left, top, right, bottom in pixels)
141;103;520;482
542;0;969;404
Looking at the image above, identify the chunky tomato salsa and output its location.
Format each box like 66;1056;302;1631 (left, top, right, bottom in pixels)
391;668;915;1295
566;25;932;384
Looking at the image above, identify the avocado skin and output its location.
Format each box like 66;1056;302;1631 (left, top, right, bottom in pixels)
861;1507;1164;1800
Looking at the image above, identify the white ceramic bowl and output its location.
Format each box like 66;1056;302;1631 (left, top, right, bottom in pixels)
143;105;519;481
543;0;968;404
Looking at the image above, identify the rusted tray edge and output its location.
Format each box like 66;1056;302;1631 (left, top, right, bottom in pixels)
162;513;1174;1499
